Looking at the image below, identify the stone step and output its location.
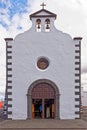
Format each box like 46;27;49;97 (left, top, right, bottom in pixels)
0;128;86;130
0;119;87;130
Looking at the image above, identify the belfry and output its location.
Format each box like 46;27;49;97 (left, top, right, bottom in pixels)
4;4;82;120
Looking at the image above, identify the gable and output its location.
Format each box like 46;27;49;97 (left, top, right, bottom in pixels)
30;9;57;19
34;11;51;16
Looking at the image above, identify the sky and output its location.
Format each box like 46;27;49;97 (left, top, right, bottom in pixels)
0;0;87;100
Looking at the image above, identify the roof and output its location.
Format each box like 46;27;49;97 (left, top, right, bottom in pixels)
30;9;57;20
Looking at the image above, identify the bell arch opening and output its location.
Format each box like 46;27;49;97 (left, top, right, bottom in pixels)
45;19;50;32
27;79;60;119
36;19;41;32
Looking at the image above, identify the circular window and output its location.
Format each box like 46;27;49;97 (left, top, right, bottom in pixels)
37;57;49;70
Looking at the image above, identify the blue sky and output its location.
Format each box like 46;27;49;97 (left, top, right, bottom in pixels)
0;0;28;29
0;0;87;100
0;0;28;16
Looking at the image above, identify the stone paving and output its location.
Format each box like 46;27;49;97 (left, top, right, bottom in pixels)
0;108;87;130
0;119;87;130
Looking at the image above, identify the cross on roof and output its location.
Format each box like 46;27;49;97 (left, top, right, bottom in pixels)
40;2;46;9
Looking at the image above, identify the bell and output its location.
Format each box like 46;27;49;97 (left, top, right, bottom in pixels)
37;24;40;29
46;24;50;29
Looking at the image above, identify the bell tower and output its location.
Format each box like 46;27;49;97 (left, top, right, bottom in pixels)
30;3;57;32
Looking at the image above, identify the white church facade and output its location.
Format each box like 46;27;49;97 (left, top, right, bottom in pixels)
4;4;82;120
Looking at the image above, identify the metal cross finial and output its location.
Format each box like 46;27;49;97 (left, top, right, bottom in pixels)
40;2;46;9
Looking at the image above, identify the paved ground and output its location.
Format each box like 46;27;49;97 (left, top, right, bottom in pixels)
0;119;87;130
0;107;87;130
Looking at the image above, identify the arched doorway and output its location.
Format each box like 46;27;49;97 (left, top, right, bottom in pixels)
27;79;60;119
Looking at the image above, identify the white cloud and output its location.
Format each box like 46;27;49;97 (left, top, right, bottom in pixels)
0;40;6;99
8;13;31;37
82;73;87;91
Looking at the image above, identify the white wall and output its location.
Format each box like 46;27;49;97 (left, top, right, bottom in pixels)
12;16;76;119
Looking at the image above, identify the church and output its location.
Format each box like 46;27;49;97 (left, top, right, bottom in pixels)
4;3;82;120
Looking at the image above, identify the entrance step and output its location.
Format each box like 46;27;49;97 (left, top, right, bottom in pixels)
0;127;86;129
0;119;87;130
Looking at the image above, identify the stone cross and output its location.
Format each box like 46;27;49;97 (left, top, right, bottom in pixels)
40;2;46;9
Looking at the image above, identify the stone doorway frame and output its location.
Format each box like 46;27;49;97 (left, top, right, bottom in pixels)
27;79;60;119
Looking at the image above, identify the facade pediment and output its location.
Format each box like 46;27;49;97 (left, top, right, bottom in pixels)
30;9;57;19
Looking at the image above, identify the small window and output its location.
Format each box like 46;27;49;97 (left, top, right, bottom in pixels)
36;19;41;32
45;19;50;32
37;57;49;70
